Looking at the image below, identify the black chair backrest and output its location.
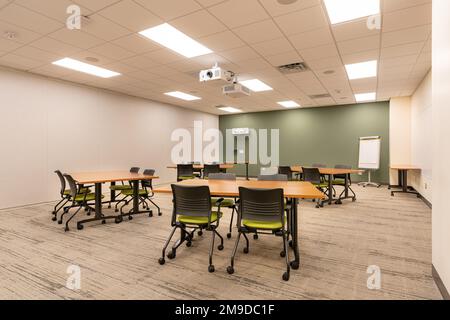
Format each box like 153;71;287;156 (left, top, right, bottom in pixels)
302;167;322;184
203;164;220;178
142;169;155;189
130;167;140;173
312;163;327;168
257;174;288;181
208;173;236;181
63;174;78;198
171;185;212;220
278;166;293;180
334;164;352;180
177;164;194;177
238;187;284;224
55;170;66;195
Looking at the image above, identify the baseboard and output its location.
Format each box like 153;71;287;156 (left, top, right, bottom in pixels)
433;265;450;300
420;194;432;209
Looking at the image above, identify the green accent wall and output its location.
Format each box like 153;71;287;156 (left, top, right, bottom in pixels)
219;102;390;184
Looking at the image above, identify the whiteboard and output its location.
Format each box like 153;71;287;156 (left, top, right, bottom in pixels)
358;137;381;170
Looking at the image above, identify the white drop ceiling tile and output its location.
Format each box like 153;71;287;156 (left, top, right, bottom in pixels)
274;5;328;36
0;52;43;70
122;54;159;69
219;46;260;63
144;48;185;65
200;31;245;52
103;61;139;74
29;63;74;77
208;0;269;29
190;53;231;68
307;56;343;71
415;51;431;65
30;37;81;56
0;3;63;34
265;51;303;67
251;37;295;57
127;70;160;82
99;0;162;32
289;27;334;51
89;42;135;60
73;0;121;12
69;50;114;66
0;38;23;52
379;63;414;75
332;18;380;42
337;35;380;55
382;24;431;48
259;0;320;17
233;19;283;45
134;0;201;20
299;44;339;61
422;38;431;53
48;28;105;49
15;0;92;23
236;57;273;73
341;49;379;65
379;54;418;68
384;0;431;13
82;13;131;41
350;77;377;92
379;71;411;82
380;41;424;59
112;34;161;54
0;0;13;8
145;64;180;76
168;59;203;73
13;45;60;63
314;97;336;106
383;3;432;32
171;9;227;38
0;20;42;44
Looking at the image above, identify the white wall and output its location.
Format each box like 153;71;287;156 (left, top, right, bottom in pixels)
389;97;412;184
432;0;450;294
0;67;218;209
410;72;432;202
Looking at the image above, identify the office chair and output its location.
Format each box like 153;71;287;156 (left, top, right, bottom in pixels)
302;167;328;208
203;164;220;179
312;163;327;168
158;185;224;273
227;187;290;281
278;166;295;181
208;173;238;239
63;174;103;232
109;167;140;212
119;169;161;220
334;164;356;201
177;164;196;182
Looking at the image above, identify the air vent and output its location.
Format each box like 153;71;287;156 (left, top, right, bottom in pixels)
308;94;332;99
277;62;308;74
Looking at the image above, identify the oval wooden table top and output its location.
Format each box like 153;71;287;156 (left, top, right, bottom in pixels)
290;166;365;175
70;171;159;184
153;179;325;200
390;165;421;170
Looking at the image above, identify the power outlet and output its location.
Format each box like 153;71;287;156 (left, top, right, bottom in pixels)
424;183;428;190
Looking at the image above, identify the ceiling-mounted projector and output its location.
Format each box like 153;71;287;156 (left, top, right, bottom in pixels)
222;83;251;98
199;65;234;82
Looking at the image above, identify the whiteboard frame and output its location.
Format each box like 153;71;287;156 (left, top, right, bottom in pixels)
358;136;381;170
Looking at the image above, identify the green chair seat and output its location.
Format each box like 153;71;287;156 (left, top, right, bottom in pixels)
313;183;329;188
64;187;90;196
74;193;104;202
121;189;148;196
179;175;195;180
332;179;346;185
243;219;283;230
211;197;234;207
178;212;221;225
110;185;132;191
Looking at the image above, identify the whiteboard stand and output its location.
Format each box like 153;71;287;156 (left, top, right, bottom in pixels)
357;136;381;188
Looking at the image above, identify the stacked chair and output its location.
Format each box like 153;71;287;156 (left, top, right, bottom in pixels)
177;164;196;182
109;167;140;212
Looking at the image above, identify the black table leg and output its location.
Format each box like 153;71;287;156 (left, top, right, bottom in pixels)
391;169;421;198
119;180;152;221
133;180;139;214
246;162;249;181
110;182;116;202
290;198;300;270
327;174;333;205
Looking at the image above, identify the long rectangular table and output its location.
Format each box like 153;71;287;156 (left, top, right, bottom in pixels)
167;163;251;180
71;171;159;229
290;166;364;205
389;165;421;198
153;179;324;270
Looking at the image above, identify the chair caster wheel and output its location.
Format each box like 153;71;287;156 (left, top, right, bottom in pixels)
102;220;106;225
352;198;356;202
208;265;215;273
128;216;133;221
391;192;394;197
64;227;69;232
52;217;57;222
186;241;192;248
218;244;224;251
58;220;63;225
108;205;112;209
158;212;162;216
167;251;176;260
253;234;258;240
158;258;165;265
115;209;119;213
282;272;290;281
227;233;232;239
290;261;299;270
115;216;123;224
227;266;234;275
288;240;293;248
77;223;84;230
149;212;153;217
198;230;203;236
280;251;286;258
243;247;249;254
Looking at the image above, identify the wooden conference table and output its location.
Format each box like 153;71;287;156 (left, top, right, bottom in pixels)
71;171;159;229
389;165;421;197
153;179;325;270
167;163;251;180
291;166;364;205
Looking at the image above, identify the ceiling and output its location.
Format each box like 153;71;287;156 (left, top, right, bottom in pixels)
0;0;432;115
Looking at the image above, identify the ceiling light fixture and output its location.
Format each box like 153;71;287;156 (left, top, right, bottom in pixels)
345;60;378;80
139;23;213;58
52;58;120;78
164;91;201;101
278;101;300;108
355;92;376;102
324;0;380;25
239;79;273;92
218;106;242;113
